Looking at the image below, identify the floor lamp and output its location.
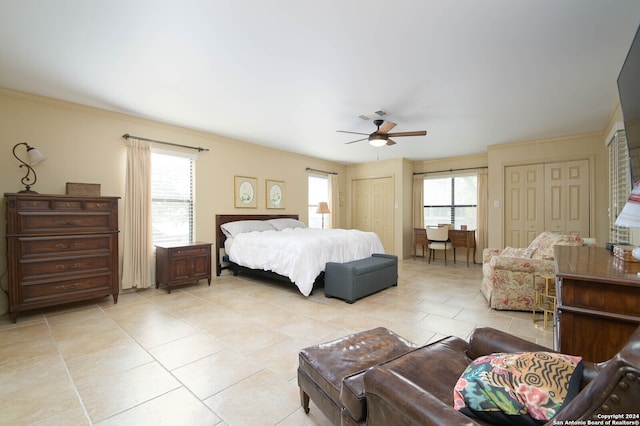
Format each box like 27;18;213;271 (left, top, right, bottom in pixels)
316;202;330;229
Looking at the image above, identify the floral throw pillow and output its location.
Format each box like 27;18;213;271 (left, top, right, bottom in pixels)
500;247;535;258
453;352;583;426
528;232;584;260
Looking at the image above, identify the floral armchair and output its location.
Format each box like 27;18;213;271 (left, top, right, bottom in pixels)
480;232;594;311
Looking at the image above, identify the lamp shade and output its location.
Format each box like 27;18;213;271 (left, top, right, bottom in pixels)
26;146;46;165
316;201;330;214
616;181;640;228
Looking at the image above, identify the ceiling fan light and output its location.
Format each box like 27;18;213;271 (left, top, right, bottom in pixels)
369;135;387;147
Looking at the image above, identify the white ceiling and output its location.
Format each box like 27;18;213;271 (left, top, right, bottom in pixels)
2;1;640;164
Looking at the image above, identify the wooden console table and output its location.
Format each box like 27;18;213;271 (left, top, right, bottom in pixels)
554;245;640;362
449;229;477;266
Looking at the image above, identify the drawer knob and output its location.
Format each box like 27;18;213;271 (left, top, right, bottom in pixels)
56;243;81;249
55;283;80;291
57;263;80;270
54;219;80;226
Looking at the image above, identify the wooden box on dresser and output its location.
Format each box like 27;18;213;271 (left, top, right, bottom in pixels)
5;193;119;322
554;245;640;363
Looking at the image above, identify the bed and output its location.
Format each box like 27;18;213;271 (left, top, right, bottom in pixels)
215;214;385;296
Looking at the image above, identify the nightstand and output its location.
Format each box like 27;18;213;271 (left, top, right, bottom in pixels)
155;242;212;293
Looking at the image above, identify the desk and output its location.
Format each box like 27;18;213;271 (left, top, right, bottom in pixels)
555;245;640;362
448;229;477;266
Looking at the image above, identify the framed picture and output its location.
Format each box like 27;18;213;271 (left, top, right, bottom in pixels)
266;179;285;209
234;176;257;208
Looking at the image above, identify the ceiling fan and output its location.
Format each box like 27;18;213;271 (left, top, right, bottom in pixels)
337;119;427;147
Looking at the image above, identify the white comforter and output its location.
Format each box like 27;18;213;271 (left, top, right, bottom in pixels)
227;227;384;296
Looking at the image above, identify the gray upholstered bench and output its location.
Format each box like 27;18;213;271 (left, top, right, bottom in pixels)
324;253;398;303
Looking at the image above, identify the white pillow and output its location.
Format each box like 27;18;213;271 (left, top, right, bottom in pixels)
220;220;276;238
266;218;307;231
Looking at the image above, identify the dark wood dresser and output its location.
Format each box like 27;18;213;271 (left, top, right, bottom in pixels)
555;245;640;362
5;193;120;322
155;242;212;293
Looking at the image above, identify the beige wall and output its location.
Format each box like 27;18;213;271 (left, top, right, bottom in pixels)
344;158;404;255
413;153;489;175
486;133;609;249
413;136;612;252
0;89;346;313
413;153;490;257
0;88;619;315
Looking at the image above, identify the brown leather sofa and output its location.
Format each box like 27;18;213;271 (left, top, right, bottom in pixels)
364;326;640;425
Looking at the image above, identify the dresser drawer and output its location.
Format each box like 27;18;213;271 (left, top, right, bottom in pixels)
19;254;112;281
16;199;52;210
15;212;115;234
448;233;466;245
17;235;113;258
14;197;116;212
170;246;211;258
448;230;475;246
20;275;113;302
83;200;115;211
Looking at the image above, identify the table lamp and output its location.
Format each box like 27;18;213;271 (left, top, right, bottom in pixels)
316;201;330;229
12;142;46;193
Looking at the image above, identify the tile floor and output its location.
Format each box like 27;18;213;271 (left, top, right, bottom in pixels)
0;259;553;426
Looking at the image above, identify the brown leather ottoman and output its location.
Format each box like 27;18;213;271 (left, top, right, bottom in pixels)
298;327;417;425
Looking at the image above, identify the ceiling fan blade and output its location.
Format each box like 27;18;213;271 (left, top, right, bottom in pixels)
378;121;397;134
386;139;397;146
337;130;369;136
344;137;368;145
386;130;427;137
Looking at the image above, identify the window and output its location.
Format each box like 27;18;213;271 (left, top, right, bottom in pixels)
423;174;477;228
151;149;195;246
609;130;631;244
308;175;329;229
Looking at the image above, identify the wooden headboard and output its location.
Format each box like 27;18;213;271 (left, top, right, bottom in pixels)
214;214;299;276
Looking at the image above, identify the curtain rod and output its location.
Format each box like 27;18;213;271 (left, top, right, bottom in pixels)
413;166;487;175
122;134;210;152
306;167;338;175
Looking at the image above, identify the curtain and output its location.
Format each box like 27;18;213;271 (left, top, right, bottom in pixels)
121;139;153;289
412;174;424;229
328;173;340;229
476;169;489;259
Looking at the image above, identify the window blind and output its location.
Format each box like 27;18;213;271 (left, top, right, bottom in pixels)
424;174;477;228
151;150;195;246
609;130;631;244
